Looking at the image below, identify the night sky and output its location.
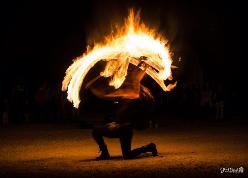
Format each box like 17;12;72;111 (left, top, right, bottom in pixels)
2;0;246;98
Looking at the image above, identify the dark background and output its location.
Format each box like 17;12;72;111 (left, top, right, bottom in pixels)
1;0;247;123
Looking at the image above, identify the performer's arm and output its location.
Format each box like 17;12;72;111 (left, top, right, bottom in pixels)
86;60;149;100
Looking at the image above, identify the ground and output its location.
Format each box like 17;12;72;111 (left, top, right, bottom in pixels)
0;119;247;178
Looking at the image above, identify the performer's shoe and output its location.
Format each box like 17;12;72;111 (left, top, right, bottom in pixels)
96;145;110;160
96;151;110;160
145;143;158;156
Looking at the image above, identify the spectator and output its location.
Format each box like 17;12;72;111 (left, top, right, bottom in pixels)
34;80;51;122
200;83;213;119
213;84;224;120
2;97;9;126
10;76;29;124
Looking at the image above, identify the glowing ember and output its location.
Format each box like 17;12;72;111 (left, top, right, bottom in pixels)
62;9;176;108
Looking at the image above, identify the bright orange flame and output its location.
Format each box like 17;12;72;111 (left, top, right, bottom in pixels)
62;9;176;108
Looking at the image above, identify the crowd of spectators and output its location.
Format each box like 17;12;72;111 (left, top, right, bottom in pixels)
157;81;239;121
0;75;243;126
0;76;80;125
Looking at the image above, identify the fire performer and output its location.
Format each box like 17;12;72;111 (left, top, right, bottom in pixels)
87;58;158;160
61;9;177;160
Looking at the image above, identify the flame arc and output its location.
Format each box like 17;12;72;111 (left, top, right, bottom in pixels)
62;9;176;108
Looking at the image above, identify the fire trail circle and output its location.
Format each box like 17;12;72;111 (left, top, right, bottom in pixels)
62;9;176;108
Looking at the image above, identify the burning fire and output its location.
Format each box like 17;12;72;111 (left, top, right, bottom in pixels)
62;9;176;108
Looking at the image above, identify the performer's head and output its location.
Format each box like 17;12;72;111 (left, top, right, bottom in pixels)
137;56;148;68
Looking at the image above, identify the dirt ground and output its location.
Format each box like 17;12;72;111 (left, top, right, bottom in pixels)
0;119;247;178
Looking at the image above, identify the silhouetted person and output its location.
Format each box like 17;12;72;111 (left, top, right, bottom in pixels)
200;83;213;119
2;97;9;125
34;80;51;122
214;84;224;120
10;76;29;124
88;59;157;160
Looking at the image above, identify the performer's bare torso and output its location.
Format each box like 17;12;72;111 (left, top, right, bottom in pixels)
88;62;148;100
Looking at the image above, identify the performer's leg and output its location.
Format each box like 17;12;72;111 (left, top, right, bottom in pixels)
92;128;106;148
129;143;158;158
119;127;133;159
92;127;113;160
119;127;158;159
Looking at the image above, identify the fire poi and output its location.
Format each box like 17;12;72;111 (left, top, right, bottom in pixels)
62;9;176;108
